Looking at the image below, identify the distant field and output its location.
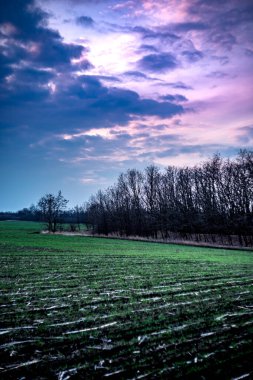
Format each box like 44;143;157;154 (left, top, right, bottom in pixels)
0;221;252;379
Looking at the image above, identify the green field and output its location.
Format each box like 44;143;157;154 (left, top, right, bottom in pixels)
0;221;252;379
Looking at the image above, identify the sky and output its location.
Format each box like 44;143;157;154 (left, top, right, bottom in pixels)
0;0;253;211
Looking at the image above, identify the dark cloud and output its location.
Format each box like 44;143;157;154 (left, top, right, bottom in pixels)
90;75;121;83
35;40;84;67
143;31;179;43
186;0;253;53
0;0;49;41
123;71;161;82
123;71;150;81
0;66;54;105
111;23;179;44
124;71;148;79
167;82;193;90
137;53;178;72
188;0;253;24
245;48;253;57
206;71;228;78
76;59;94;70
67;0;111;3
209;32;236;51
132;26;151;35
0;2;84;66
53;75;107;102
3;84;50;104
209;1;253;29
0;0;85;87
88;83;184;119
212;55;229;65
227;3;253;26
76;15;95;27
0;0;97;124
138;44;159;53
0;69;185;137
182;50;204;62
126;0;251;59
173;21;208;32
14;67;54;83
161;94;188;102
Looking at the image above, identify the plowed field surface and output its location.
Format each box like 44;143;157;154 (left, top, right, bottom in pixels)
0;222;252;379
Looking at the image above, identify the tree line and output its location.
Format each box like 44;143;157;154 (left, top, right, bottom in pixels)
85;150;253;246
0;192;86;232
1;150;252;246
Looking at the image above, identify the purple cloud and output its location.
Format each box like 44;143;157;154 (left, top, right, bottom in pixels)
76;15;95;27
137;53;178;72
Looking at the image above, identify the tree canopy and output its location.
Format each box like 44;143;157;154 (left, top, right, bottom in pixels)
85;150;253;246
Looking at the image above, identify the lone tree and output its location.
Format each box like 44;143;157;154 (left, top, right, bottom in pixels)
37;191;68;232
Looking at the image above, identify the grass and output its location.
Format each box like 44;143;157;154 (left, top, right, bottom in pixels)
0;221;252;379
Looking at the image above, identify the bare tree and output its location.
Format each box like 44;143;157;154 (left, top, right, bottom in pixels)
37;191;68;232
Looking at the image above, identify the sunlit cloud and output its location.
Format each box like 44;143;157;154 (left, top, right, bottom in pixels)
154;152;204;167
61;127;116;141
80;176;109;185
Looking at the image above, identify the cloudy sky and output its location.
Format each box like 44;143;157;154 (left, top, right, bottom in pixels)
0;0;253;210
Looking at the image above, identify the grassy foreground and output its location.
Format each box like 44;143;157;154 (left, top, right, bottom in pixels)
0;221;252;379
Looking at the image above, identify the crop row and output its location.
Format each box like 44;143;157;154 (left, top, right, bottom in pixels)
0;243;252;379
